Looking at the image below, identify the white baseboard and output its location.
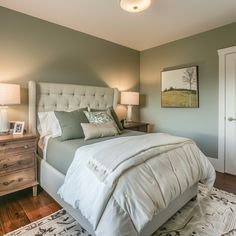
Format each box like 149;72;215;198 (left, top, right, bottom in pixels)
207;156;224;173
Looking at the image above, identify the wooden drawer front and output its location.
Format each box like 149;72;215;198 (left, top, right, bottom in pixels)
0;140;36;153
0;152;35;176
129;126;147;132
130;127;139;131
138;125;147;132
0;140;35;156
0;168;35;193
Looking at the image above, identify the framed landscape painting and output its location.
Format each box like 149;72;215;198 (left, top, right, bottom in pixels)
161;66;199;108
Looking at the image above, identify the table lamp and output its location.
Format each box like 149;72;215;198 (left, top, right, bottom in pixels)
121;91;139;122
0;83;20;133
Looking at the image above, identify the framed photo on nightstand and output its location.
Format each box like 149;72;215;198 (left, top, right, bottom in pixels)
9;121;16;133
13;121;25;135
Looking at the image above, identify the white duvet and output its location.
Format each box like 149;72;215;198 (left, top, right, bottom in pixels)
58;133;215;236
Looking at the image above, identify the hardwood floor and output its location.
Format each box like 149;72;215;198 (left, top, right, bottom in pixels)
214;172;236;194
0;187;61;235
0;172;236;235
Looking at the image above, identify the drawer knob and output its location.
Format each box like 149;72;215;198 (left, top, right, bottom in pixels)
2;164;8;169
24;145;29;149
18;178;23;182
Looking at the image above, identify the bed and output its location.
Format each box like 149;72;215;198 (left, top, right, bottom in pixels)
28;81;215;236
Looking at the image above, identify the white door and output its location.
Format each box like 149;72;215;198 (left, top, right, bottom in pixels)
225;52;236;175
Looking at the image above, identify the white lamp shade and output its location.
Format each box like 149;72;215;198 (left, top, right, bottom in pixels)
121;91;139;106
0;83;20;105
120;0;151;13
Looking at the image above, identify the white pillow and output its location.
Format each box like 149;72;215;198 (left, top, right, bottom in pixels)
38;111;62;138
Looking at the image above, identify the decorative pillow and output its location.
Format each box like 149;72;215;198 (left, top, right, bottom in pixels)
81;123;118;140
54;108;88;141
38;111;62;138
83;110;114;124
91;107;123;131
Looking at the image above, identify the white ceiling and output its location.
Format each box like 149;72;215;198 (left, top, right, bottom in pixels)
1;0;236;51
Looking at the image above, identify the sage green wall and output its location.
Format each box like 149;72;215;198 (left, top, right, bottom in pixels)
1;7;236;158
0;7;140;128
140;22;236;158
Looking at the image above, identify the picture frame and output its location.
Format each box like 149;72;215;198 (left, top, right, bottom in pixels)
161;66;199;108
9;121;16;133
13;121;25;135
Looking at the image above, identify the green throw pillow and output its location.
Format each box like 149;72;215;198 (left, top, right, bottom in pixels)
54;108;88;141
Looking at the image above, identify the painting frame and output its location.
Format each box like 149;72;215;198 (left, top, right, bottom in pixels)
13;121;25;135
161;66;199;108
9;121;17;133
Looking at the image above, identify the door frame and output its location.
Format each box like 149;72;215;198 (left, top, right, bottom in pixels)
216;46;236;173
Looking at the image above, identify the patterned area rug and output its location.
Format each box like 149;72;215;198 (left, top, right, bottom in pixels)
5;184;236;236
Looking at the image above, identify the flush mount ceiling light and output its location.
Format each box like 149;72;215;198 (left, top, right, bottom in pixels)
120;0;151;13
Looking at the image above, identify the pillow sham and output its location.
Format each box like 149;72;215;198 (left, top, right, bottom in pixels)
83;110;114;124
54;108;88;141
81;123;118;140
38;111;62;138
91;107;123;131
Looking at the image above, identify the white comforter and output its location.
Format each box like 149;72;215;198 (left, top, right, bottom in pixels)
58;133;215;236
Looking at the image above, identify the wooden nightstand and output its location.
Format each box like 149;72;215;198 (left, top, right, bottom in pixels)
123;121;149;132
0;134;38;197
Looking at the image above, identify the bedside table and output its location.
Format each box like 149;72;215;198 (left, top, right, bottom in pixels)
0;134;38;197
123;121;149;132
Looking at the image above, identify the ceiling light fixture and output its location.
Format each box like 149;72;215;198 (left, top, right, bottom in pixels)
120;0;151;13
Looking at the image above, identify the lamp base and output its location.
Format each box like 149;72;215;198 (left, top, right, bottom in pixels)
0;106;9;133
126;105;133;122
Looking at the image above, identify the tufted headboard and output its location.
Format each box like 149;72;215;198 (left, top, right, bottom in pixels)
28;81;119;134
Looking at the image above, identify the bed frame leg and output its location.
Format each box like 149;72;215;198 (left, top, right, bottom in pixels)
33;185;38;197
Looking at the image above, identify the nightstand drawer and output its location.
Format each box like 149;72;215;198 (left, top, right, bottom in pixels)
123;122;149;133
0;152;35;176
0;168;36;194
0;140;36;154
137;125;148;132
0;134;38;197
